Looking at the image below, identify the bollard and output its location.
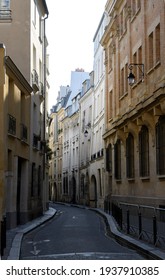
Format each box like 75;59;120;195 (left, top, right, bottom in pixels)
119;207;123;230
138;212;142;239
0;216;6;256
153;215;157;245
108;201;111;214
127;209;130;234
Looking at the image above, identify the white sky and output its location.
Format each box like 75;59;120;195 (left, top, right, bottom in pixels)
46;0;107;110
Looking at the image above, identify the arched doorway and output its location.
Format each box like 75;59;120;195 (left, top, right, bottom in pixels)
90;175;97;208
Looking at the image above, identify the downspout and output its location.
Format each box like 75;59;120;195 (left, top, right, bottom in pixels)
43;11;49;210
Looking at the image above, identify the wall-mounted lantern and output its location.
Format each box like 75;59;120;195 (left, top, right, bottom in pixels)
127;63;144;86
84;129;88;137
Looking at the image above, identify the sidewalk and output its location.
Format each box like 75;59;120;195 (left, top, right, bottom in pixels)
1;204;165;260
1;207;57;260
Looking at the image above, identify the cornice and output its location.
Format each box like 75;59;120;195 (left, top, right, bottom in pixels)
4;56;33;94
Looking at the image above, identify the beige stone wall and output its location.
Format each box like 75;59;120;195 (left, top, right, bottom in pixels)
102;0;165;207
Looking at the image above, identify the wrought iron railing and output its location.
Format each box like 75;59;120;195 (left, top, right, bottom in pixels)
0;9;12;20
104;200;165;250
8;114;16;136
20;123;28;142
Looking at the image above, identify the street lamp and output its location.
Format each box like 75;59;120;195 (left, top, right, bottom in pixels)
127;63;144;86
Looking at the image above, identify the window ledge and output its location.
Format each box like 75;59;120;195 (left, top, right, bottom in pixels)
158;175;165;180
128;178;135;182
119;91;128;100
115;179;122;184
140;176;150;182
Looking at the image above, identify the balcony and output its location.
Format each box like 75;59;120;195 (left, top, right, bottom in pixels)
32;69;39;92
33;133;39;150
0;9;12;21
8;114;16;136
39;82;44;101
20;123;28;142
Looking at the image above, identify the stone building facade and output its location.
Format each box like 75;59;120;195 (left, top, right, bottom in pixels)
101;0;165;208
0;0;49;227
0;45;32;254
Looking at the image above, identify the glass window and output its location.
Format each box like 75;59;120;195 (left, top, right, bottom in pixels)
156;116;165;175
0;0;10;9
126;133;135;178
114;139;121;180
139;126;149;177
106;144;112;173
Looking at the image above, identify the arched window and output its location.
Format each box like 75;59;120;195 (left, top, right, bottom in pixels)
114;139;121;180
126;133;134;178
156;116;165;175
139;126;149;177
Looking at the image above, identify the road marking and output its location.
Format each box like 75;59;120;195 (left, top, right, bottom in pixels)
30;245;40;256
23;252;143;260
27;239;50;245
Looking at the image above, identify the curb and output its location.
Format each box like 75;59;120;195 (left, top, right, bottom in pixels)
7;207;57;260
90;208;165;260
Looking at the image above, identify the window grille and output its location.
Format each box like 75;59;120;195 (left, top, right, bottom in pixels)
156;116;165;175
126;133;135;178
106;144;112;173
114;139;121;180
139;126;149;177
8;114;16;135
21;123;28;142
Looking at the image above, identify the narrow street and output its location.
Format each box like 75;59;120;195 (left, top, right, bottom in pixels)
20;204;145;260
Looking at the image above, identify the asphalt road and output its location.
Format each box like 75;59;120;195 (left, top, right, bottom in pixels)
20;203;145;260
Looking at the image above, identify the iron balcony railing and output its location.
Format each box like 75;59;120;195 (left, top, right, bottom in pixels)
20;123;28;142
8;114;16;136
0;9;12;20
104;199;165;250
32;69;39;92
33;133;39;149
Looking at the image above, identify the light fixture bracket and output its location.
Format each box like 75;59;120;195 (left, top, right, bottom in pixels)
128;63;144;86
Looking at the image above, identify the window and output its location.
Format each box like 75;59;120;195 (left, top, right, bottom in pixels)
148;32;154;69
108;44;112;72
120;67;124;97
106;144;112;173
108;90;112;120
126;133;135;178
119;5;127;36
139;126;149;177
8;114;16;135
38;165;41;196
33;0;36;26
131;0;136;16
133;52;138;79
131;0;141;17
137;46;142;81
63;175;68;194
0;0;10;9
114;139;121;180
155;24;160;64
31;162;35;196
0;0;11;22
156;116;165;175
80;174;85;197
125;63;128;92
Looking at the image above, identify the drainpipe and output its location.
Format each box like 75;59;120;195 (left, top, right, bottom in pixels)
42;10;49;211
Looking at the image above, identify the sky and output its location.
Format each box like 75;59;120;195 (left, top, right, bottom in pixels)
46;0;107;110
